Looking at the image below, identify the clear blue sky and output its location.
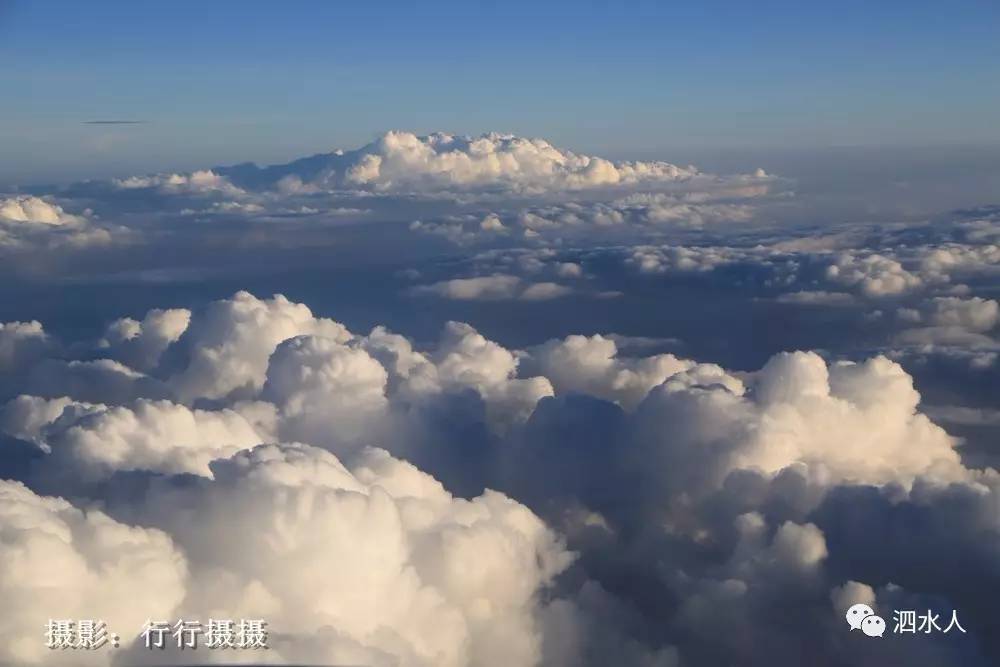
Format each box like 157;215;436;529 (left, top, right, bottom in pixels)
2;0;998;183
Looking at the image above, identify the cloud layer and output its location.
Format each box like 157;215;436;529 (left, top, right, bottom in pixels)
1;133;998;666
0;288;995;665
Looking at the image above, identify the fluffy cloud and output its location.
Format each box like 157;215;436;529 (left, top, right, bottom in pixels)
622;351;965;497
0;286;995;666
739;352;964;484
524;334;742;410
100;308;192;372
626;244;748;274
0;480;187;665
423;322;554;430
128;442;574;667
166;291;351;402
338;131;702;192
1;395;265;480
0;195;114;251
918;242;1000;282
0;294;971;494
0;320;50;374
204;131;710;194
0;132;781;270
2;123;1000;667
923;296;1000;331
113;169;245;196
0;196;79;226
825;252;925;297
2;163;1000;665
262;335;389;450
895;296;1000;348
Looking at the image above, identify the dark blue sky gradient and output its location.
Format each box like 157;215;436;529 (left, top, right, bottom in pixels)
1;0;998;181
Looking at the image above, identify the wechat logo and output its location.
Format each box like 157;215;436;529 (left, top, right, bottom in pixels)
846;603;885;637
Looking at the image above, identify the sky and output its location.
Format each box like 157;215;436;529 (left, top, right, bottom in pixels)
2;0;999;183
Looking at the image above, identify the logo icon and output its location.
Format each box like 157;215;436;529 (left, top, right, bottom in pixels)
846;603;874;631
861;615;886;637
846;603;885;638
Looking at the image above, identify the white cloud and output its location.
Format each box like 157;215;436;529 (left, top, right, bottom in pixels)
626;244;747;274
0;480;187;665
918;243;1000;282
525;334;742;410
113;169;245;196
0;285;995;666
925;296;999;332
2;396;265;479
520;282;574;301
414;274;523;300
263;335;389;451
412;196;766;246
167;291;351;402
556;262;583;278
830;580;876;616
135;442;574;667
100;307;192;372
0;196;116;251
825;252;925;297
0;196;78;226
412;274;573;301
895;296;1000;347
3;130;1000;667
342;131;702;192
738;352;963;485
0;320;50;373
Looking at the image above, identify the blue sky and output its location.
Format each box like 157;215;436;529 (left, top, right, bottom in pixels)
2;0;998;183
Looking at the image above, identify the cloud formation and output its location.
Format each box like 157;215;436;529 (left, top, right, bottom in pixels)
0;195;114;252
0;479;187;666
220;131;722;194
0;287;995;665
1;134;998;666
411;274;574;301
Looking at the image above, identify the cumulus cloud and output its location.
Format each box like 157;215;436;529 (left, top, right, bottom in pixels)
293;131;704;193
262;335;389;450
2;130;1000;666
0;295;974;495
1;395;265;480
166;291;351;402
0;287;996;666
825;252;925;297
0;196;79;226
113;169;244;196
918;242;1000;282
0;195;115;251
0;320;50;374
524;334;741;410
923;296;1000;331
0;131;783;274
626;244;748;274
100;308;192;372
126;442;574;667
0;480;187;666
738;352;963;484
895;296;1000;348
